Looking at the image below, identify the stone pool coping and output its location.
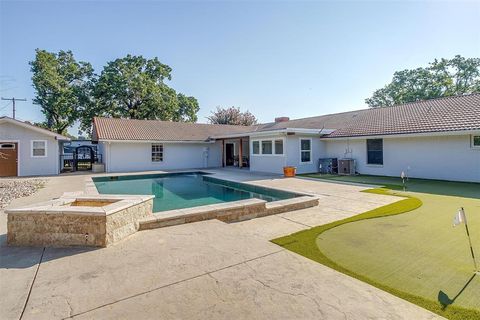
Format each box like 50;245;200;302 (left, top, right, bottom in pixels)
5;194;154;217
139;196;319;230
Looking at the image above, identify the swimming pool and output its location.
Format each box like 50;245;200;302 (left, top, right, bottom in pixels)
93;172;300;212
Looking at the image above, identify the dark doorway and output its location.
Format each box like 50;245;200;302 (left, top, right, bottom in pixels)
74;146;95;171
225;143;235;166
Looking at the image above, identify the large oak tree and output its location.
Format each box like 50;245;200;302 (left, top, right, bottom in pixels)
30;49;94;134
366;55;480;108
81;55;199;131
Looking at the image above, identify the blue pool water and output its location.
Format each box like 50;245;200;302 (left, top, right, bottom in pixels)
93;172;299;212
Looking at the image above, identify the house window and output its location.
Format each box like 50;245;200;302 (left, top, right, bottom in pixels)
300;139;311;163
151;144;164;162
472;135;480;148
0;143;15;149
367;139;383;165
31;140;47;157
252;141;260;154
274;140;283;155
261;141;272;154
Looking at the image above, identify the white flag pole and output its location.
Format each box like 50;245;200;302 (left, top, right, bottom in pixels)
459;208;478;273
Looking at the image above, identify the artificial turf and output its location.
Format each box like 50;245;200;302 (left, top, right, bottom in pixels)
271;180;480;320
301;173;480;199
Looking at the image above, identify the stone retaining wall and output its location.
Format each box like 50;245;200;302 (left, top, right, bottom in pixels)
139;196;319;230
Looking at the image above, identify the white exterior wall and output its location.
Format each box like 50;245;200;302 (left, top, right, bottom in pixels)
249;135;287;174
324;134;480;182
285;135;326;174
249;134;326;174
102;141;222;173
0;122;60;176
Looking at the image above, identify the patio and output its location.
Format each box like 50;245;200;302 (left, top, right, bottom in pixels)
0;170;441;319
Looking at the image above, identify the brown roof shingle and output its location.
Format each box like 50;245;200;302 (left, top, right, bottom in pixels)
256;93;480;137
92;117;259;142
92;94;480;141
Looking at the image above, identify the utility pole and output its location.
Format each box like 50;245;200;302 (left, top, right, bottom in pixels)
1;97;27;119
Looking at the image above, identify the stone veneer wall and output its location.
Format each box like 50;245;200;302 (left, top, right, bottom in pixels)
105;200;153;245
7;198;153;248
139;196;319;230
7;214;107;247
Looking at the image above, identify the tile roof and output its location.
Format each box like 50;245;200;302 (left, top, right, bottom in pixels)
256;93;480;138
92;117;259;142
92;93;480;141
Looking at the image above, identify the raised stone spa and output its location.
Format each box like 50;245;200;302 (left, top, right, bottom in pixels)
6;194;154;247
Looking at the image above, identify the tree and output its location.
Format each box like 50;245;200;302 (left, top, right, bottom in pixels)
207;106;258;126
80;55;199;131
366;55;480;108
174;94;199;122
30;49;94;134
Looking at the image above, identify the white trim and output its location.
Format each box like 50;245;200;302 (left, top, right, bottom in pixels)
55;142;59;174
0;139;20;176
471;135;480;149
31;140;47;158
366;138;384;165
273;138;284;155
0;117;70;140
299;138;312;164
151;143;164;162
98;139;215;144
212;128;335;139
250;137;285;157
321;129;480;141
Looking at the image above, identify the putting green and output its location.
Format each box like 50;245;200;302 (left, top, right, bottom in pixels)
272;177;480;319
319;190;479;310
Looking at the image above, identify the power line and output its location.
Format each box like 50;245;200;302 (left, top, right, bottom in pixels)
0;101;11;111
1;97;27;119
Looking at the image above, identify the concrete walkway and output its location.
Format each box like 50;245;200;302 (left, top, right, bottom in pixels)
0;170;442;319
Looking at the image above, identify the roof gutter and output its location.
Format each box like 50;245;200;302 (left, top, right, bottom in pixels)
321;129;480;140
97;139;216;144
211;128;335;139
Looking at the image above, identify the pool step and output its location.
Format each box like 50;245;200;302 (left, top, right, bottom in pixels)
138;196;319;230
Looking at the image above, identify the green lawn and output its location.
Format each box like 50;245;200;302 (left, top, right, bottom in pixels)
272;175;480;320
301;173;480;199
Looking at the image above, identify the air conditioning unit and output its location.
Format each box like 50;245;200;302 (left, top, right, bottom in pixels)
318;158;338;174
338;159;356;175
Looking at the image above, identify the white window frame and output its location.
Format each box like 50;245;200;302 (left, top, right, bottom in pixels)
31;140;47;158
299;138;312;164
252;140;260;155
274;139;284;155
251;138;285;156
366;138;384;166
151;143;164;162
261;140;273;155
472;135;480;149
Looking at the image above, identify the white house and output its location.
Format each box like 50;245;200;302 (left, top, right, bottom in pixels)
0;117;70;177
2;95;478;180
92;94;480;183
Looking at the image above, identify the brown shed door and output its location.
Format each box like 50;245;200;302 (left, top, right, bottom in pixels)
0;142;18;177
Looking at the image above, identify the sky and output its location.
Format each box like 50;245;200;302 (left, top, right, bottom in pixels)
1;0;479;135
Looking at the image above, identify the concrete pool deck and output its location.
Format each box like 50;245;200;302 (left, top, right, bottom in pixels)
0;169;442;319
